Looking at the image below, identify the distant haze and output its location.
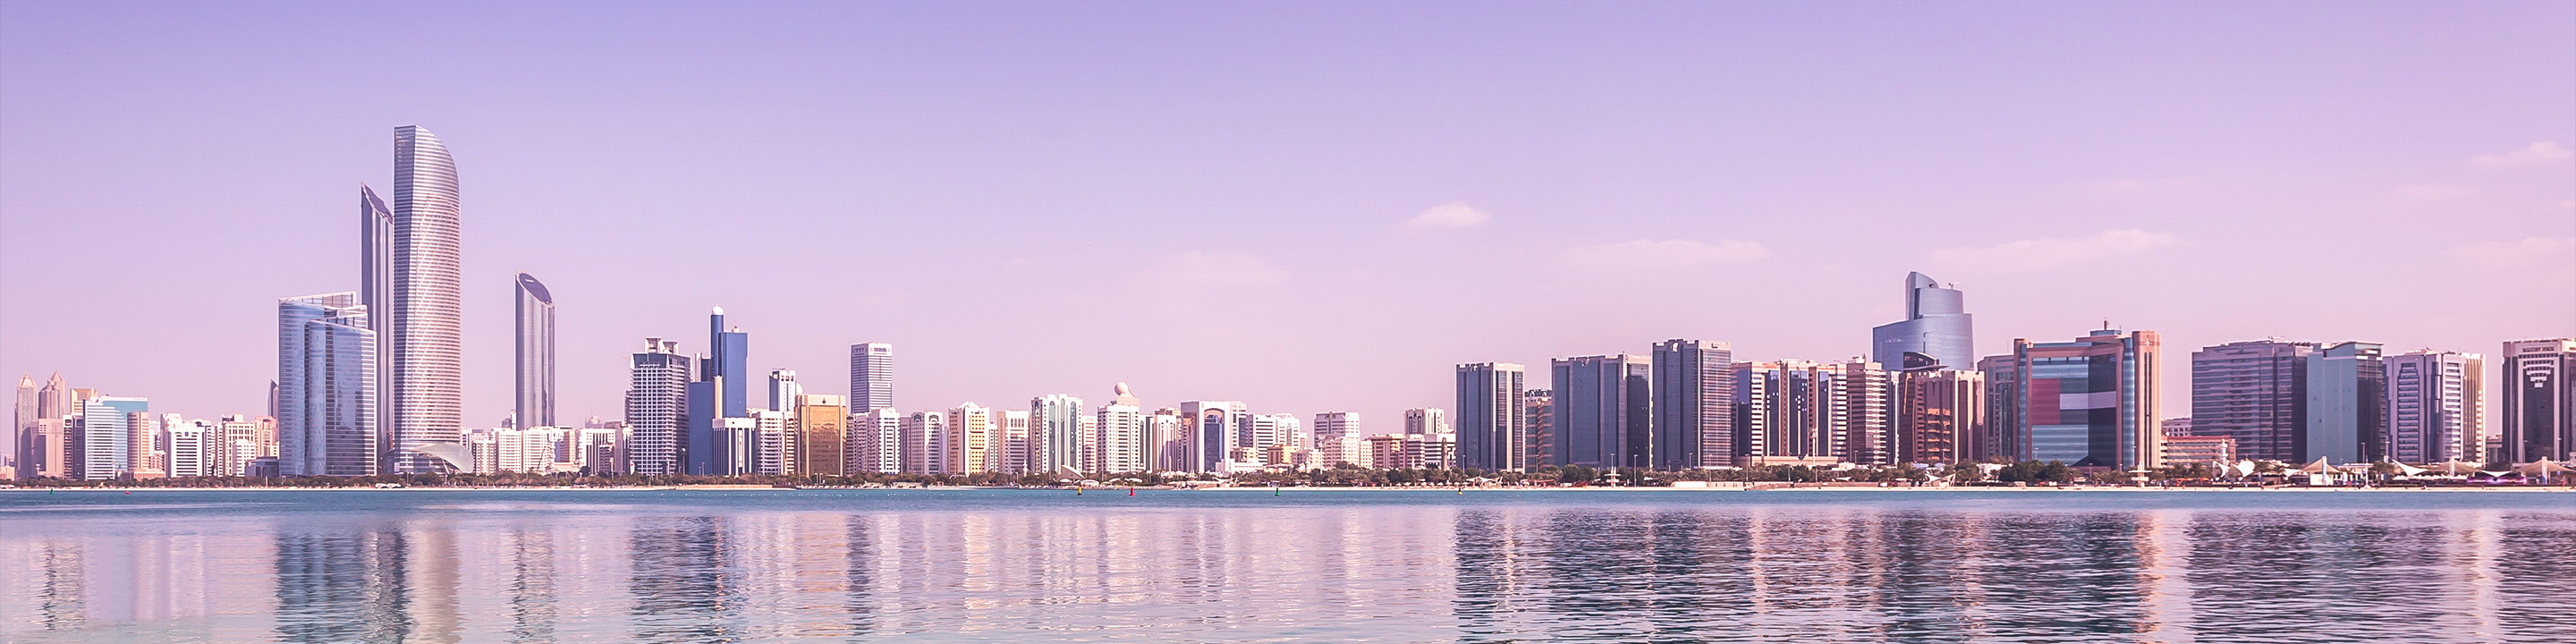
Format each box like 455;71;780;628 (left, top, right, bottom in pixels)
3;3;2569;429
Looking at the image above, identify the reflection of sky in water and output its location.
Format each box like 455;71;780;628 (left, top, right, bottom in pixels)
0;490;2570;643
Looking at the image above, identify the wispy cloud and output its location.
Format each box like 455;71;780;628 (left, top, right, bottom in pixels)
1931;229;2180;272
1145;251;1288;286
1557;239;1769;270
2396;184;2477;200
2449;236;2576;268
1403;201;1492;233
2472;140;2572;167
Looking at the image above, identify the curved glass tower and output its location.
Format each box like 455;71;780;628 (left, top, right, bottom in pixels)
514;273;555;429
1871;272;1975;371
392;125;463;472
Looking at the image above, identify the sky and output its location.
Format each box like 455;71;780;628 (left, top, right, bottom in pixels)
3;1;2571;436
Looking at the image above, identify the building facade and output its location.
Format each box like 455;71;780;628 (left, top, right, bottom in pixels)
2384;350;2483;464
2190;340;2315;462
1455;363;1527;471
795;394;847;476
2305;342;2386;463
1895;367;1986;464
1650;340;1733;470
2009;329;2163;470
1551;355;1651;469
2501;338;2576;463
278;292;377;477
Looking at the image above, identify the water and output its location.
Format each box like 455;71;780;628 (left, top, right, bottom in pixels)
2;488;2571;643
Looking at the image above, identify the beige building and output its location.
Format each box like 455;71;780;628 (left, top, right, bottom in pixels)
795;394;847;476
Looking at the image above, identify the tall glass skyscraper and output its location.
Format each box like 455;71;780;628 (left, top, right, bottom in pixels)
390;125;463;473
849;343;894;414
2008;329;2163;470
513;273;554;429
623;338;691;476
359;185;393;461
2501;338;2576;464
2305;342;2386;463
1551;354;1651;469
2385;350;2483;463
687;308;750;475
1454;362;1527;471
278;292;377;477
1871;272;1975;371
2190;340;2315;462
1650;339;1733;470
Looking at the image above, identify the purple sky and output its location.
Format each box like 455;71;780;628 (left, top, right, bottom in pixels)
4;2;2571;433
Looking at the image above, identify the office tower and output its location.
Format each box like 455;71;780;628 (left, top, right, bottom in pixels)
794;394;847;476
10;375;29;471
1870;272;1976;371
360;185;394;452
848;408;902;475
82;397;148;479
1895;367;1986;464
2385;351;2485;463
768;369;801;413
2306;342;2386;463
1551;355;1652;469
1976;355;2021;461
2007;329;2164;470
389;124;464;474
849;343;894;413
1841;361;1894;464
998;409;1033;473
1399;408;1443;436
2190;340;2317;462
899;411;948;475
623;338;691;476
278;292;378;477
1523;389;1553;467
1455;363;1526;472
1097;402;1144;473
1032;394;1086;474
167;419;209;478
2501;338;2576;463
1650;340;1734;470
1145;410;1185;471
513;273;555;429
1312;411;1360;445
1178;401;1245;472
686;308;750;475
1732;360;1887;464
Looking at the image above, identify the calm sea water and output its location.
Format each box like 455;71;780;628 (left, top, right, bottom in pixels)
1;488;2570;643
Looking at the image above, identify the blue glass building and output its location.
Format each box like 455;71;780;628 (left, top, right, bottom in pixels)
1871;272;1975;371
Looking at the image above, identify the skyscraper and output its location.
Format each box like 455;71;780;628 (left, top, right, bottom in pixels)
2305;342;2386;463
2500;338;2576;464
513;273;555;429
1178;401;1246;472
768;369;801;413
795;394;847;476
1978;355;2021;462
1522;389;1552;467
1032;394;1086;474
1455;363;1526;472
82;397;148;479
1311;411;1360;445
2190;340;2315;462
2384;350;2483;464
948;402;993;474
389;125;463;474
360;186;394;462
278;292;378;477
1650;340;1734;470
849;343;893;414
1551;354;1651;469
1895;367;1986;464
623;338;691;476
686;308;750;475
1096;401;1145;473
849;408;902;475
1733;360;1888;463
2009;329;2163;470
11;374;31;472
1870;272;1975;371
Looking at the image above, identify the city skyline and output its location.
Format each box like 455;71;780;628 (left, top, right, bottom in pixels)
2;4;2571;435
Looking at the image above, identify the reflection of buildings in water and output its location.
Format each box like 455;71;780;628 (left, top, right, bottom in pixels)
403;523;462;644
36;539;88;631
2452;510;2500;640
274;527;414;644
628;515;737;644
504;527;557;643
2133;509;2196;640
843;514;879;635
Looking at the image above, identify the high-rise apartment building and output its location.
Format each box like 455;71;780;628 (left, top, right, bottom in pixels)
1522;389;1552;468
513;273;555;429
848;408;902;475
2305;342;2386;463
2500;338;2576;463
948;402;994;474
1552;354;1652;469
849;343;894;413
1870;272;1976;371
1403;408;1449;436
623;338;692;476
1032;394;1086;474
2007;329;2163;470
900;411;949;475
1145;410;1185;471
1895;367;1985;464
998;409;1033;473
1650;340;1733;470
2384;351;2484;464
278;292;377;477
1096;402;1145;473
1977;355;2021;461
1456;363;1526;471
795;394;847;476
389;125;464;474
2190;340;2315;462
1732;360;1891;463
81;397;148;479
